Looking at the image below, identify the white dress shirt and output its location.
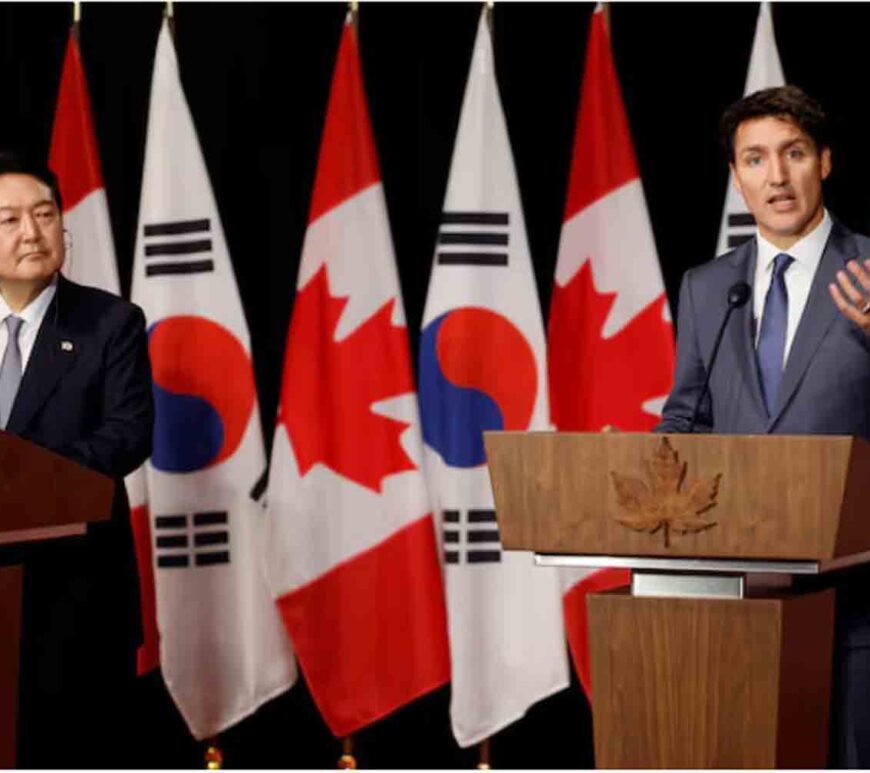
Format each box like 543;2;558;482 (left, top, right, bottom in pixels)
0;275;58;372
753;209;832;364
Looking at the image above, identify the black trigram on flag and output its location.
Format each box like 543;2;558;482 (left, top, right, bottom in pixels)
143;218;214;276
154;511;230;568
442;508;502;564
437;211;509;267
726;212;756;249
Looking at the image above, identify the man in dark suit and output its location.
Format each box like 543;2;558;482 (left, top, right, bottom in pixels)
0;154;152;767
658;86;870;767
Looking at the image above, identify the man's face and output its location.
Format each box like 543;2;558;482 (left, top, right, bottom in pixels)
0;173;64;289
730;115;831;250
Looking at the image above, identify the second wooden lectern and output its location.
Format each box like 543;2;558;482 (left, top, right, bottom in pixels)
0;430;114;768
485;431;870;768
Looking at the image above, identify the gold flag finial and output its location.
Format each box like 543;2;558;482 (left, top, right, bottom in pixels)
73;1;81;22
165;0;174;19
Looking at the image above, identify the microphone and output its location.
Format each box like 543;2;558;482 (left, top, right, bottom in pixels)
687;281;751;433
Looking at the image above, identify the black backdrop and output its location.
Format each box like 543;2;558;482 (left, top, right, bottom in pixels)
4;2;870;767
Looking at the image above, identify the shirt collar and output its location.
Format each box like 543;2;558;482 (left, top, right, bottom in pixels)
756;208;832;274
0;274;58;326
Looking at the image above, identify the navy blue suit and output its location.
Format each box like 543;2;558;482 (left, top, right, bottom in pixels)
659;219;870;766
5;274;153;767
659;219;870;439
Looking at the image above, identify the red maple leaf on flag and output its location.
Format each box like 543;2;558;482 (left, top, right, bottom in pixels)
548;261;674;431
279;264;417;493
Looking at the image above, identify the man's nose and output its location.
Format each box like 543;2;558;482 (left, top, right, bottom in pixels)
19;213;39;240
769;155;789;185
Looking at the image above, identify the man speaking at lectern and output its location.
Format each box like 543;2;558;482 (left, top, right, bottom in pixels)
658;87;870;767
0;154;152;766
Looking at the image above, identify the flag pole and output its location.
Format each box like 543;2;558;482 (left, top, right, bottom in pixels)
204;739;223;770
602;2;612;36
475;59;497;754
338;736;357;769
347;0;358;30
478;738;491;769
165;0;176;40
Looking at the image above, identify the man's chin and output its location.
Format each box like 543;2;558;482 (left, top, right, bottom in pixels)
0;270;58;289
15;260;61;279
759;214;816;243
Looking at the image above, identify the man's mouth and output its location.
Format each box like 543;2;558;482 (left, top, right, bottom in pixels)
768;192;797;210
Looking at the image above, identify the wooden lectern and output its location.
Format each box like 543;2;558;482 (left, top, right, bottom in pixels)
485;432;870;768
0;430;114;768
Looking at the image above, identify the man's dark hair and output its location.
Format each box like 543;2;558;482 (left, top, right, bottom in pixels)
719;85;830;162
0;151;63;211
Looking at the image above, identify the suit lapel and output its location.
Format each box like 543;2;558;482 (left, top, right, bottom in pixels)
727;238;768;419
770;221;851;425
6;277;78;435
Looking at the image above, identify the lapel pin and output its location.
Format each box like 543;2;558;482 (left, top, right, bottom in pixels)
61;341;74;352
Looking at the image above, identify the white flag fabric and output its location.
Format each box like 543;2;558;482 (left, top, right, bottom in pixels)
715;2;785;255
418;9;569;748
263;19;449;736
128;19;296;740
49;24;120;295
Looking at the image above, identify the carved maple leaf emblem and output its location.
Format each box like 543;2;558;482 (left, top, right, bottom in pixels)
548;261;674;431
610;437;721;547
278;264;417;493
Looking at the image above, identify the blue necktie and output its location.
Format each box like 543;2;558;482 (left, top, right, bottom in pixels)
757;253;793;416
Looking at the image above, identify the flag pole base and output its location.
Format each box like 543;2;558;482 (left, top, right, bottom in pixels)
338;736;357;769
204;740;223;770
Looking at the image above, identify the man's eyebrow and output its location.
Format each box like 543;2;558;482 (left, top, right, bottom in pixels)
0;199;56;209
780;137;810;148
738;136;809;155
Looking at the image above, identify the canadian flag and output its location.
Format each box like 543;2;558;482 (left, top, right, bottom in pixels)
715;2;784;255
49;22;120;295
263;16;450;736
547;5;674;696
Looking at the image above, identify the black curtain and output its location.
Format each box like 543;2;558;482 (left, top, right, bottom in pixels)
3;2;868;766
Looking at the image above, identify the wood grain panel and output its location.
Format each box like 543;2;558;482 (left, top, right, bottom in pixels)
0;429;114;533
775;590;835;767
485;432;870;560
0;565;22;768
587;589;833;768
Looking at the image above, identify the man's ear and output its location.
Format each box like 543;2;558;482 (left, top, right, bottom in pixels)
821;147;832;181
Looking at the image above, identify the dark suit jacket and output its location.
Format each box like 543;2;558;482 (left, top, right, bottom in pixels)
659;218;870;441
658;219;870;649
657;219;870;765
4;274;153;765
